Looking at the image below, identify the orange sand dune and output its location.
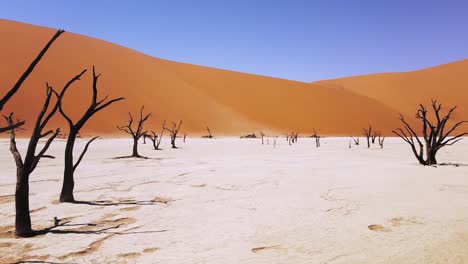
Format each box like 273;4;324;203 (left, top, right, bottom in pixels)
317;60;468;121
0;19;425;137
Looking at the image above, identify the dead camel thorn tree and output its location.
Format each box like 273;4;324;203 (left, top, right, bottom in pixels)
371;131;378;144
377;133;385;148
202;126;214;138
148;128;164;150
351;137;360;145
163;120;183;148
312;128;321;148
362;125;373;148
393;99;467;165
5;84;62;237
0;29;64;133
58;67;124;203
117;106;152;158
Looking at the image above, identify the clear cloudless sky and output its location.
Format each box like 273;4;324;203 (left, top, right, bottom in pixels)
1;0;467;82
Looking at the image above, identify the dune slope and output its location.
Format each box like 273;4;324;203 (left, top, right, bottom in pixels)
0;19;403;136
317;60;468;121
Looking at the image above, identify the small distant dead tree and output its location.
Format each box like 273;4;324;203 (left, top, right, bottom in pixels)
371;131;378;144
148;129;164;150
393;100;467;165
4;85;62;237
202;126;214;138
312;128;321;148
183;133;187;143
58;67;124;203
260;131;265;144
267;137;270;145
351;137;360;145
348;139;352;148
362;125;372;148
117;106;152;158
378;133;385;148
273;136;278;148
0;29;64;133
142;132;148;144
163;120;182;148
292;132;299;143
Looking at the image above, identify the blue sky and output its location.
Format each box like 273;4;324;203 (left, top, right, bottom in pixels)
1;0;467;82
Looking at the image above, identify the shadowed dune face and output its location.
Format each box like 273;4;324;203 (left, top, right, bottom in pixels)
1;19;449;137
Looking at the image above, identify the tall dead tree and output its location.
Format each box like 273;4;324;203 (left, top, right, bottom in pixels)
4;84;62;237
312;128;321;148
163;120;182;148
362;125;372;148
117;106;152;157
0;29;64;133
58;67;124;203
393;100;467;165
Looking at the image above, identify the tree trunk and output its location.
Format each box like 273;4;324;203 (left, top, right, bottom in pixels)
171;137;176;148
132;138;139;157
60;132;77;202
15;168;33;237
426;147;438;165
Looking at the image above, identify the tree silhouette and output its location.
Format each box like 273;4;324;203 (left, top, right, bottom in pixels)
163;120;182;148
393;100;467;165
4;84;64;237
58;67;124;203
117;106;152;157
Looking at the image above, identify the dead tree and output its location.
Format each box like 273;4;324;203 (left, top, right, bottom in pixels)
58;67;124;203
163;120;182;148
371;131;378;144
148;129;164;150
183;133;187;143
348;139;352;148
378;133;385;148
4;85;62;237
393;100;467;165
312;128;321;148
291;132;299;143
202;127;214;138
117;106;152;157
273;136;278;148
0;29;64;133
362;125;372;148
351;137;360;145
260;131;265;144
142;133;148;144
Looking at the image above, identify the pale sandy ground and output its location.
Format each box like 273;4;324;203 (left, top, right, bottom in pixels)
0;138;468;264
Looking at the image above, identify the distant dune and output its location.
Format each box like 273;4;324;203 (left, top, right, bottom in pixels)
2;19;466;137
316;60;468;122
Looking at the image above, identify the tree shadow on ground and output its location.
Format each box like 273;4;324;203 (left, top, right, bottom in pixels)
71;199;159;206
